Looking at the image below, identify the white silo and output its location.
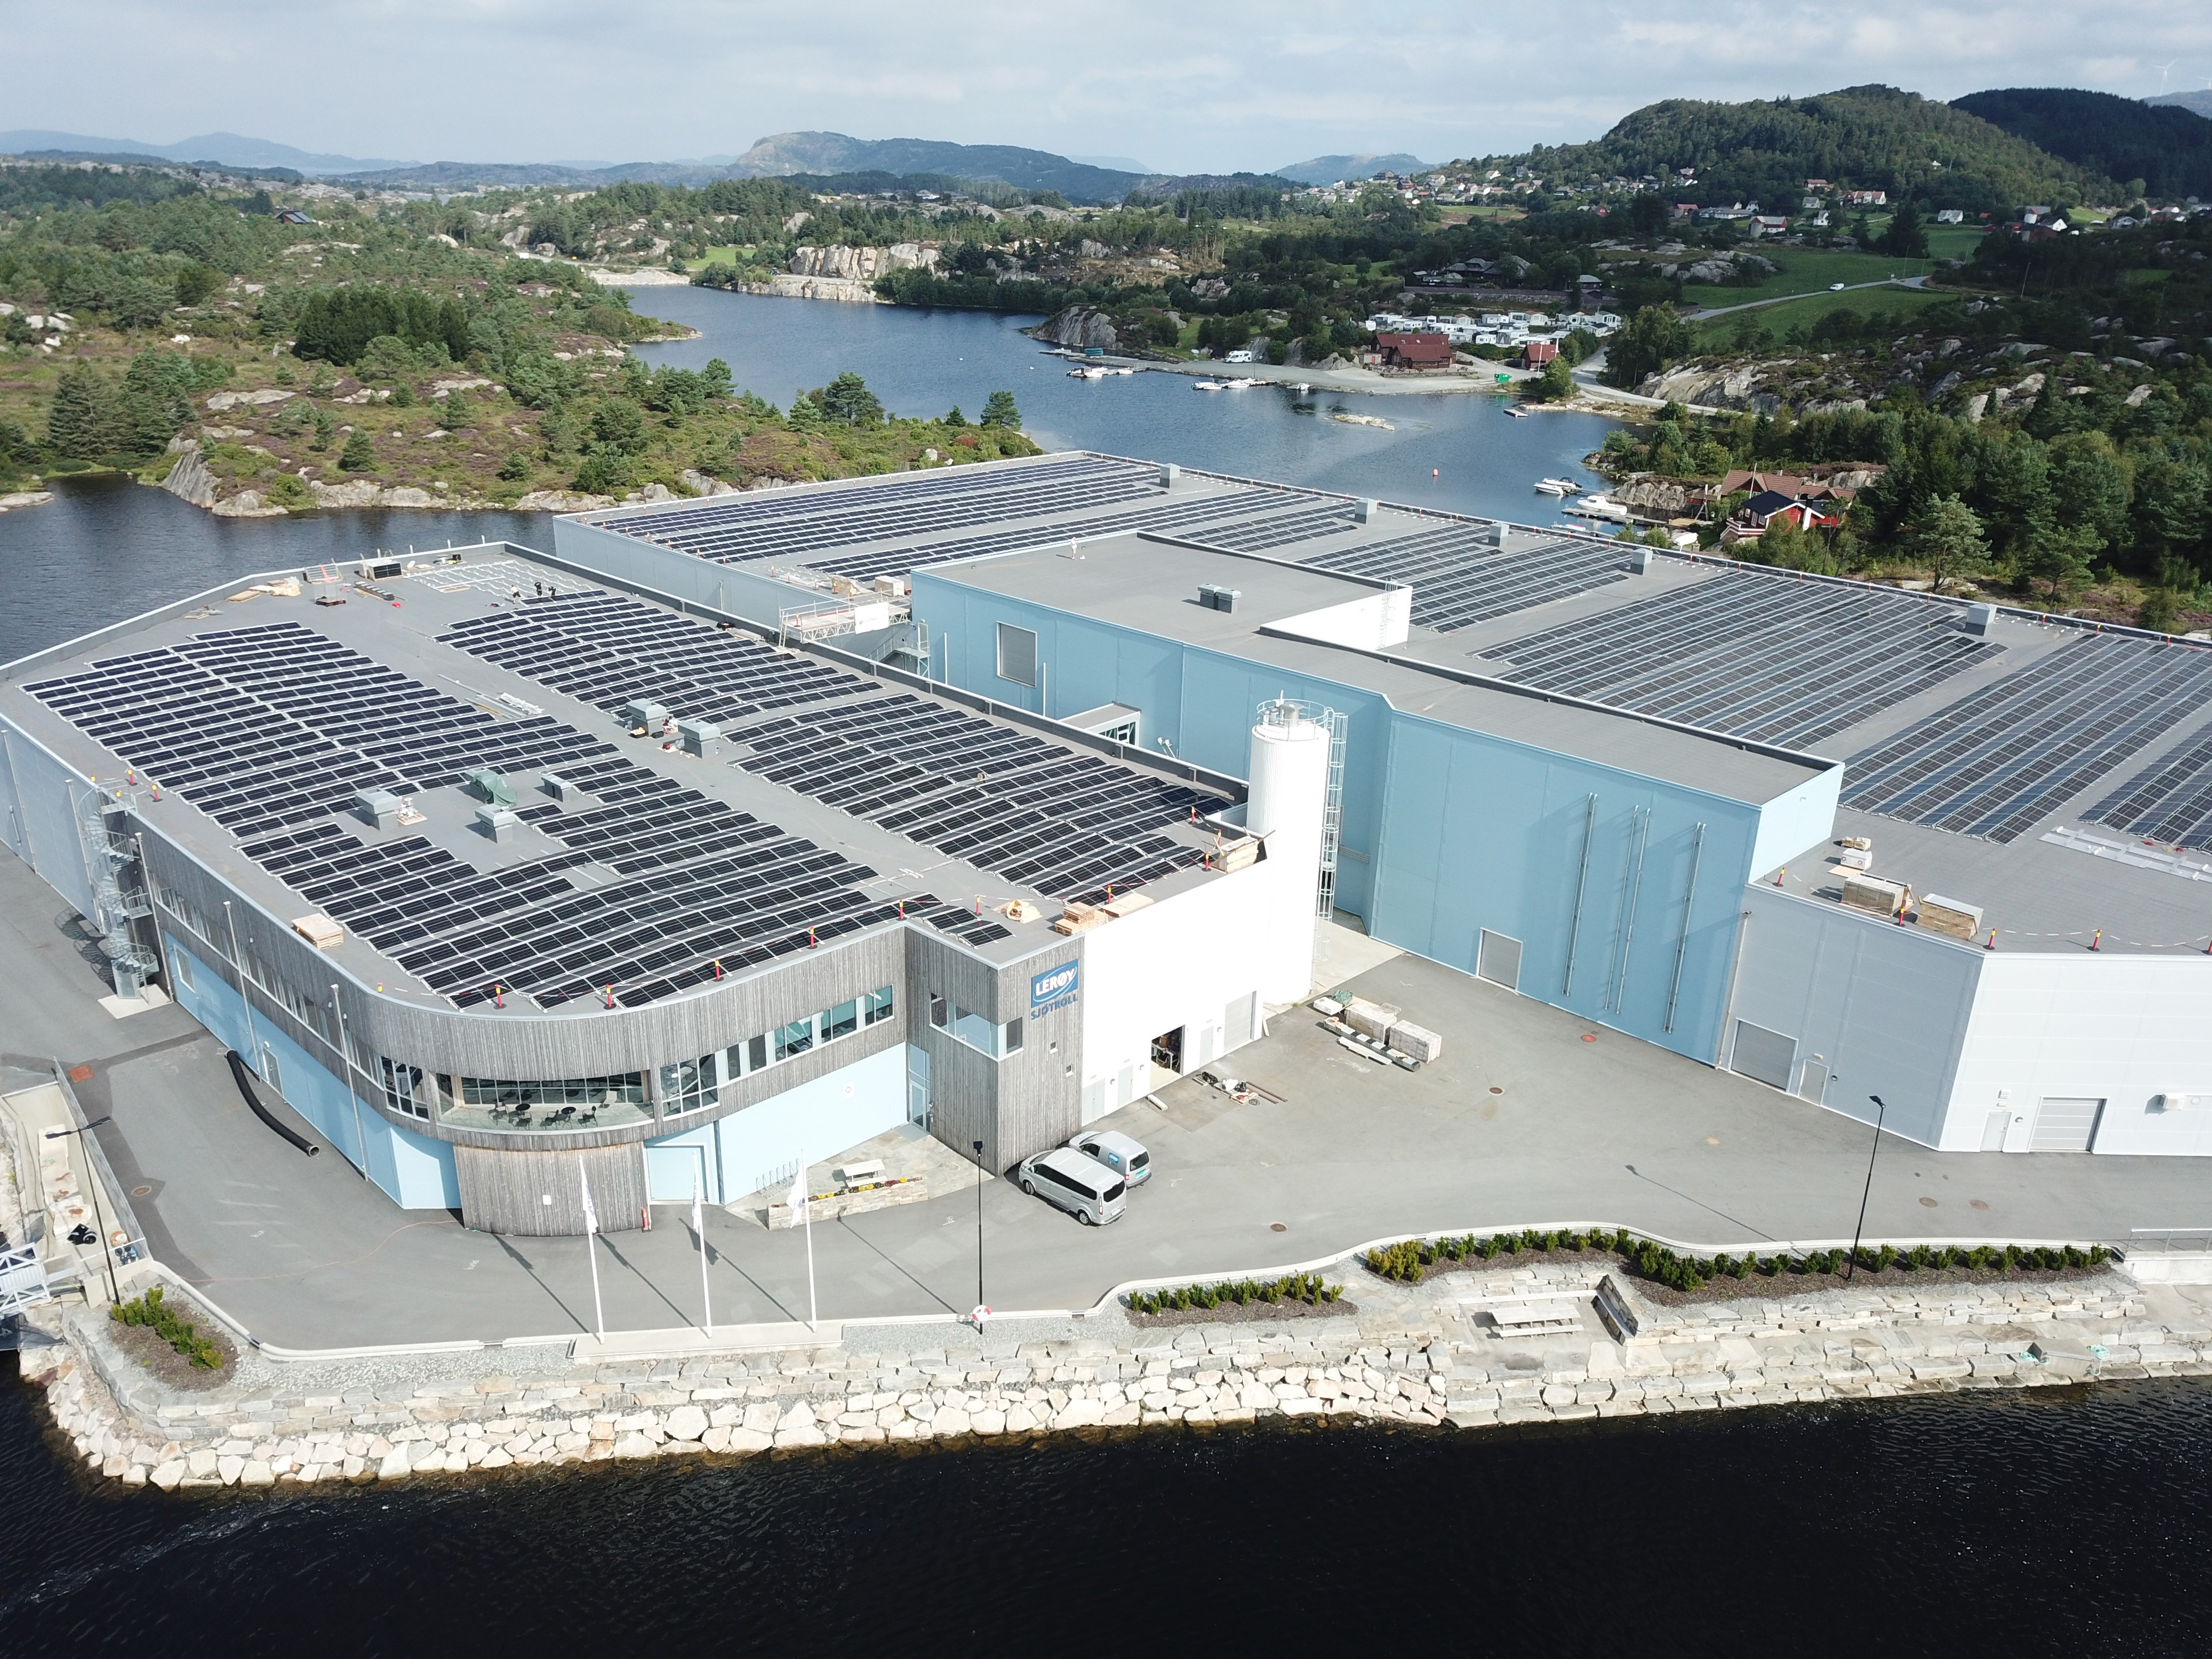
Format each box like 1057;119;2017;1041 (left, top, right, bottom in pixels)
1244;698;1333;1003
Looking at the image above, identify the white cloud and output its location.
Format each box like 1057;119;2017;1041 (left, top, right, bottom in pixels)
13;0;2212;174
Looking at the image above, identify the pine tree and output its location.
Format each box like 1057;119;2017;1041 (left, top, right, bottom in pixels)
45;364;121;459
338;430;375;472
980;390;1020;429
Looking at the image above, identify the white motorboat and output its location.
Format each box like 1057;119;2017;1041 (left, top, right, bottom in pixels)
1532;477;1578;496
1222;377;1260;389
1068;365;1109;379
1192;379;1227;391
1567;494;1631;523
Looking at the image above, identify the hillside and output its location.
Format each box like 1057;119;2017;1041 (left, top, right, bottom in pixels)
723;132;1150;200
1484;85;2099;213
0;129;408;173
1951;87;2212;200
1275;153;1431;185
2148;91;2212;119
0;161;1036;510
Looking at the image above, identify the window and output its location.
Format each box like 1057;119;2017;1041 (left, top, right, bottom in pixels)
864;986;895;1026
1003;1016;1023;1055
775;1016;815;1062
930;994;948;1029
744;1033;768;1073
995;622;1038;687
659;1053;721;1117
380;1057;430;1120
941;1001;1024;1060
170;948;194;991
447;1072;650;1132
821;999;858;1041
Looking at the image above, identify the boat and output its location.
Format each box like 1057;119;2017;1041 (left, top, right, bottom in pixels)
1222;377;1260;390
1532;477;1578;496
1566;494;1631;523
1068;365;1109;379
1192;379;1227;391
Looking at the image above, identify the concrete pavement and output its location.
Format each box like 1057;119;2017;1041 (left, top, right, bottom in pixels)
6;847;2205;1353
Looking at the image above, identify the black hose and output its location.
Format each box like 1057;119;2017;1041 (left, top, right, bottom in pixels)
226;1050;319;1156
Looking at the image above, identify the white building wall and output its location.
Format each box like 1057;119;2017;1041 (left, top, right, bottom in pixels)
1748;762;1845;879
1947;954;2212;1156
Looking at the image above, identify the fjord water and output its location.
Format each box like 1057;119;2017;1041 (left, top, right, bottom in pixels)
3;1358;2208;1654
1;291;2205;1647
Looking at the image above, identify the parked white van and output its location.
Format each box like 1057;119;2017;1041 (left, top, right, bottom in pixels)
1070;1129;1151;1187
1018;1147;1127;1225
1223;349;1256;363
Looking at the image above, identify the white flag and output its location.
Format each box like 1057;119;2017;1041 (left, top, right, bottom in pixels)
580;1162;598;1235
692;1170;705;1235
786;1161;807;1220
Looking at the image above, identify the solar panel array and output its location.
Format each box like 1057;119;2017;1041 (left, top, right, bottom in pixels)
797;489;1290;583
242;754;913;1010
589;453;1161;565
1300;524;1633;629
736;691;1225;903
2084;719;2212;848
1478;571;2006;747
440;589;872;728
1187;502;1361;554
25;623;612;839
1843;634;2212;842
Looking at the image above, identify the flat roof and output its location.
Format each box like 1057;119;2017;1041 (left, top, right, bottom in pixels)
0;550;1230;1008
575;454;2212;948
932;535;1829;807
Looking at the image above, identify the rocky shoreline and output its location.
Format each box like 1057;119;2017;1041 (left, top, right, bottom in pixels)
15;1248;2209;1494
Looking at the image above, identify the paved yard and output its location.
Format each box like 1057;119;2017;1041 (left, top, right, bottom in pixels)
4;851;2204;1350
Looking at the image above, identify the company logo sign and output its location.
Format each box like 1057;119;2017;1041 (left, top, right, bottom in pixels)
1031;961;1079;1016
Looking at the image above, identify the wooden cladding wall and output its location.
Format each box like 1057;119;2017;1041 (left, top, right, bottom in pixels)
455;1140;648;1236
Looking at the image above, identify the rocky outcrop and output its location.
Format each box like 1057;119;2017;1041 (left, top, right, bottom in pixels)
1657;251;1779;286
0;491;54;513
787;242;937;280
1633;359;1786;413
1612;476;1703;517
211;489;287;519
1032;306;1120;352
161;443;217;508
680;468;741;498
204;388;294;414
514;488;615;512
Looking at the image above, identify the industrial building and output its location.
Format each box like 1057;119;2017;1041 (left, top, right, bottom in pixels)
0;452;2204;1248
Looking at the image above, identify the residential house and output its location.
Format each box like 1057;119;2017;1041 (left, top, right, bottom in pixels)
1748;214;1791;237
1520;340;1559;369
1374;331;1454;371
1720;490;1843;546
1843;189;1888;207
1934;208;1965;224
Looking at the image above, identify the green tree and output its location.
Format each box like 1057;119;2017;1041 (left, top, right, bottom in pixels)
589;398;649;455
309;408;336;452
2016;521;2097;603
572;443;633;494
497;450;531;482
45;364;122;458
980;389;1021;429
1874;201;1929;258
338;430;375;472
943;405;967;427
1628;194;1668;240
1603;305;1689;389
106;271;174;330
2047;432;2133;555
817;372;884;426
1525;354;1574;403
1905;493;1990;592
2137;587;2181;633
173;263;221;307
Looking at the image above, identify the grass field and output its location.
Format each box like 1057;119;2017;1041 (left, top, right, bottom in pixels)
1681;245;1939;309
1689;284;1951;347
1923;223;1989;259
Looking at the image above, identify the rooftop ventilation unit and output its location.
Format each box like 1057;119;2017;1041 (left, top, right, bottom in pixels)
353;787;401;829
1965;603;1997;635
678;718;721;758
465;767;519;808
1632;545;1655;575
1160;462;1180;488
542;773;585;801
623;698;670;733
1355;498;1380;524
475;805;520;844
1198;585;1241;613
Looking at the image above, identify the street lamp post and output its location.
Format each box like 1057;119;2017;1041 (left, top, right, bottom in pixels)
46;1114;119;1306
972;1138;987;1327
1845;1094;1887;1281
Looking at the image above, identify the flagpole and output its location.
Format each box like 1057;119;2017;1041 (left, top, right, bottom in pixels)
580;1158;604;1342
801;1149;818;1332
693;1170;713;1337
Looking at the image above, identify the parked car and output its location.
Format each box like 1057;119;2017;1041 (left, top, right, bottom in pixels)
1828;282;1846;291
1018;1147;1126;1225
1070;1129;1151;1187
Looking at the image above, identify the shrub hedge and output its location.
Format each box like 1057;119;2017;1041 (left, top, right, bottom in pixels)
1129;1271;1342;1316
1362;1230;2109;1291
109;1284;223;1369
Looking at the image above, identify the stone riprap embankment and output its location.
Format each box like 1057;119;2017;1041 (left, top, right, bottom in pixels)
15;1253;2212;1493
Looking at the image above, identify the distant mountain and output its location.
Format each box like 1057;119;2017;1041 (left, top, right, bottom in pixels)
2147;90;2212;120
1954;87;2212;199
1274;153;1431;185
1070;154;1158;174
722;133;1145;201
0;127;410;173
1469;86;2093;212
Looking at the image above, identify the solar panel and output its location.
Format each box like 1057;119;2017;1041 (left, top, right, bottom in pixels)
2084;719;2212;848
1301;525;1631;629
1479;568;2006;747
1842;634;2212;841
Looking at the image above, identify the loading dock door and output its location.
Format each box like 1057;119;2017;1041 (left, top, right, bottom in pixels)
1729;1020;1796;1091
2031;1098;2104;1152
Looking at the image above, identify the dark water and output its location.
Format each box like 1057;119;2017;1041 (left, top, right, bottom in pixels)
3;295;2205;1647
4;1355;2208;1655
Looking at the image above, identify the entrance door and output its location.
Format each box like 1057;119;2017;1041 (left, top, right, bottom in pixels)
1150;1026;1184;1077
906;1045;931;1128
1729;1020;1796;1091
2032;1097;2104;1152
646;1144;707;1203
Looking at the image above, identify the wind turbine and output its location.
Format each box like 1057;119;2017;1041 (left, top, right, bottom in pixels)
2154;60;2178;94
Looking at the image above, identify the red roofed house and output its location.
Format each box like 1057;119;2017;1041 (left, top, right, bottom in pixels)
1520;339;1558;369
1375;331;1453;371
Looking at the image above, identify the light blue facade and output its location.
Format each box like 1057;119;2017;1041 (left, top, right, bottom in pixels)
645;1041;909;1204
915;571;1817;1063
165;934;461;1211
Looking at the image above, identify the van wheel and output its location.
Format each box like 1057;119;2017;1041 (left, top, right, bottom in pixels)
1020;1179;1037;1196
1076;1209;1095;1225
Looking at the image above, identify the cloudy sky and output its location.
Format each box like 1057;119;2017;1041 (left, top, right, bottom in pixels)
15;0;2212;172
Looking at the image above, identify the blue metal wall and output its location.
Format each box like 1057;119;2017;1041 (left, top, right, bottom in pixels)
914;574;1769;1061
